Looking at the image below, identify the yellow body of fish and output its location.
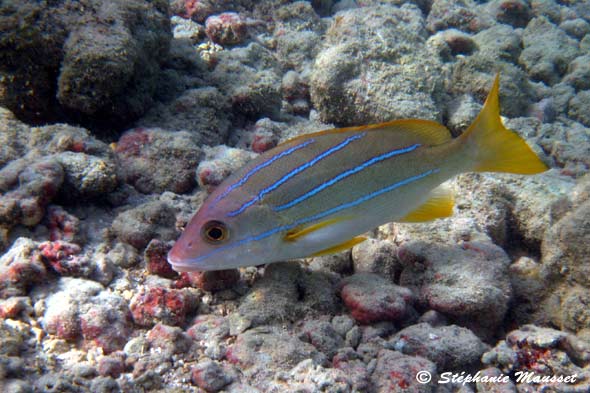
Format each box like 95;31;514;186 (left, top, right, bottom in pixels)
168;75;548;271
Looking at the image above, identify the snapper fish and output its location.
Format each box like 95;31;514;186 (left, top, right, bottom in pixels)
168;75;548;272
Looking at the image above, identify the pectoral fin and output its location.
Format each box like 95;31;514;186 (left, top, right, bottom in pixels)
400;184;454;222
311;236;367;257
284;217;348;242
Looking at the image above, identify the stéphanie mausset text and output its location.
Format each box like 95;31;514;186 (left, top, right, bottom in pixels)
438;371;578;386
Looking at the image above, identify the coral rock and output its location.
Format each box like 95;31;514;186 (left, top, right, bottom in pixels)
340;273;415;324
146;323;193;355
112;201;177;249
144;239;178;279
371;349;437;393
0;238;46;299
115;128;204;194
179;269;240;292
129;286;193;327
205;12;248;45
388;323;488;371
191;360;233;392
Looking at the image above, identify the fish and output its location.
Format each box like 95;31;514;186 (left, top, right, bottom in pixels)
167;75;548;272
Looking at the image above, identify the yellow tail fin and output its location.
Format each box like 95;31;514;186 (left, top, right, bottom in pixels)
461;74;549;175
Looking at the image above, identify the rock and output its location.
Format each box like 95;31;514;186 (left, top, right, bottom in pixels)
226;326;325;381
196;145;258;190
311;4;444;126
388;323;488;371
111;200;177;249
536;193;590;331
78;292;132;353
538;121;590;177
54;152;117;200
43;277;131;353
488;0;532;28
472;24;522;63
351;239;400;281
560;18;590;39
398;240;512;338
0;0;171;128
0;238;46;299
205;12;248;45
267;358;353;392
0;297;32;319
450;56;532;118
332;347;372;391
235;263;339;328
136;87;232;148
519;17;580;85
309;251;353;275
144;239;178;279
0;158;64;228
38;240;115;284
0;319;30;356
114;127;204;194
129;286;195;327
90;376;120;393
482;325;590;391
371;349;437;393
331;315;356;337
146;323;193;356
340;273;415;324
427;0;492;33
564;55;590;91
568;90;590;127
426;29;478;63
97;352;126;378
474;367;516;392
209;43;282;119
191;360;233;392
186;315;229;359
273;2;323;73
106;242;141;269
178;270;240;292
299;319;344;359
46;205;82;243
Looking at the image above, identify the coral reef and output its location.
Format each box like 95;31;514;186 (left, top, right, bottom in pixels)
1;0;589;391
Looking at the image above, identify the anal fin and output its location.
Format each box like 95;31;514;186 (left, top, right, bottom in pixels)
400;184;454;223
311;236;367;257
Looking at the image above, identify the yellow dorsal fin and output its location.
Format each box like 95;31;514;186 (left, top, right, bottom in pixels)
284;217;345;242
280;119;452;147
399;184;455;223
311;236;367;257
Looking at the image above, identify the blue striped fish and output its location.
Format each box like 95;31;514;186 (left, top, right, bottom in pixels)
168;75;548;271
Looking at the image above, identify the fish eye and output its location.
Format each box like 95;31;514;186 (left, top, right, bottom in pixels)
202;220;229;243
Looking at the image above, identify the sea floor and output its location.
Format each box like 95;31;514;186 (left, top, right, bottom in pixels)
1;0;589;392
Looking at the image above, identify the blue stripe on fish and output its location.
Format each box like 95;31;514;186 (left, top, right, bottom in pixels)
212;139;315;206
180;168;438;264
227;133;367;217
273;143;422;212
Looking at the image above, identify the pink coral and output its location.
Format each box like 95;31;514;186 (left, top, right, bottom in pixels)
205;12;248;45
129;286;193;327
47;205;80;242
175;270;240;292
144;239;178;279
39;240;84;275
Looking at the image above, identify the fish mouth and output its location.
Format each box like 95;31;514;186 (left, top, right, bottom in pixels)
167;252;197;272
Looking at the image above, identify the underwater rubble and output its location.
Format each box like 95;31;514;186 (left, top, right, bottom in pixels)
1;0;590;392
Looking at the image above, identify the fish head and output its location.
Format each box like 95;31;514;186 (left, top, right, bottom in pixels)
167;191;286;271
